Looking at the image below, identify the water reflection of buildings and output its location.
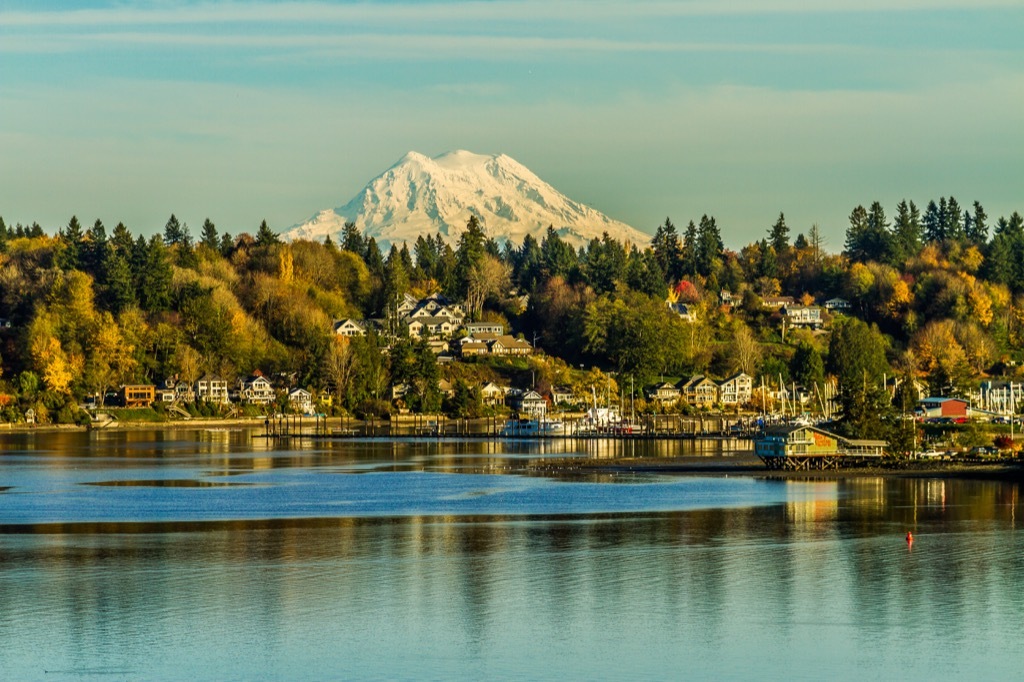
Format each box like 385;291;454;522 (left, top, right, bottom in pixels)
784;482;839;526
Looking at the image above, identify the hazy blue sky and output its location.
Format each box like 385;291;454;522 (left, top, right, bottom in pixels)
2;1;1021;247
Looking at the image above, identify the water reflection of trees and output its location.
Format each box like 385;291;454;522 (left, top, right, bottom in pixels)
7;479;1024;673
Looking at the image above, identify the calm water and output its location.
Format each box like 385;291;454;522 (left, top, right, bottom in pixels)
1;430;1023;680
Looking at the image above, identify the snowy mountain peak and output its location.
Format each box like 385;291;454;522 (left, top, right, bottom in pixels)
283;151;650;250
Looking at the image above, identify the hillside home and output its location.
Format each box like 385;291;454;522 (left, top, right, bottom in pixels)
551;386;574;406
646;382;682;403
480;382;509;406
196;374;230;404
288;388;314;415
119;384;155;408
333;318;367;337
782;305;823;329
668;301;697;323
239;374;276;405
823;297;850;311
718;372;753;406
680;375;718;407
507;389;547;417
762;296;795;310
465;322;504;335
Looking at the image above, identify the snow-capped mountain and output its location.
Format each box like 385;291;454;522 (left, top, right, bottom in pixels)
283;150;650;249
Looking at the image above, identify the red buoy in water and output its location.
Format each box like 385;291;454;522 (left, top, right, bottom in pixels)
906;531;914;544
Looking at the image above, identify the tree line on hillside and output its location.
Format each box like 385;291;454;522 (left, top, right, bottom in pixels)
0;196;1021;445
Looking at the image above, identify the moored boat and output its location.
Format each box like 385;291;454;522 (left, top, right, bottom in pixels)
498;417;565;437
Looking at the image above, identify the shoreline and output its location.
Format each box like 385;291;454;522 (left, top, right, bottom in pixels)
3;421;1022;482
524;454;1024;481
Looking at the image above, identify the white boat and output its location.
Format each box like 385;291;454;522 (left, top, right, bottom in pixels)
498;417;565;437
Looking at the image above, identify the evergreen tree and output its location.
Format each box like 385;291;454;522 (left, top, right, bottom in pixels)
889;200;921;266
399;242;414;274
201;218;219;250
694;215;723;278
681;220;698;276
844;205;870;262
651;217;682;281
111;222;134;253
540;226;576;278
758;240;778;280
768;212;790;253
967;201;988;244
0;216;8;253
864;201;892;262
84;219;109;280
341;221;365;255
413;235;439;281
515;234;543;292
138;235;173;312
175;222;198;268
164;214;185;245
219;232;234;256
58;215;84;270
363;237;384;277
255;220;279;247
923;200;944;243
945;196;964;242
454;216;487;297
103;250;136;313
790;342;825;392
827;317;892;439
382;245;410;318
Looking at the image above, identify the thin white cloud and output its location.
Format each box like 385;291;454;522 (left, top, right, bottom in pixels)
1;0;1020;28
53;31;885;54
1;29;1009;61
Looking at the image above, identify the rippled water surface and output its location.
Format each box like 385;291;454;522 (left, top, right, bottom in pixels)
1;430;1023;680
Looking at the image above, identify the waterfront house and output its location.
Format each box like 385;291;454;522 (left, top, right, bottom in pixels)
288;388;314;415
391;383;412;401
754;424;887;470
480;382;509;406
680;375;718;407
239;374;276;405
645;382;681;404
437;379;455;398
507;389;547;417
195;374;230;404
551;386;574;406
718;372;754;406
119;384;156;408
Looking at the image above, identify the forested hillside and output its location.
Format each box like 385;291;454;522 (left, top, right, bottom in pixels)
0;197;1021;436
